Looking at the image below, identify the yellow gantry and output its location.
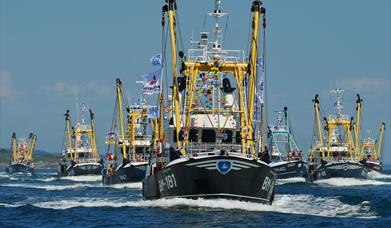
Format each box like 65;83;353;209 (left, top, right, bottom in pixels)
116;79;128;161
11;133;17;162
166;0;182;149
89;110;99;160
247;0;262;152
65;110;74;160
354;94;362;160
313;95;325;160
377;122;385;160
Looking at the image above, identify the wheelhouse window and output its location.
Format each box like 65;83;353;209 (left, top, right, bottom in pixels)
202;129;216;143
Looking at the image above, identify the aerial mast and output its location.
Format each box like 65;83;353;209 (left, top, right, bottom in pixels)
354;94;362;160
377;122;385;160
89;109;99;159
313;95;325;160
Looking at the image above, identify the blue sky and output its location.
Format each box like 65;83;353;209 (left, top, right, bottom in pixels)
0;0;390;163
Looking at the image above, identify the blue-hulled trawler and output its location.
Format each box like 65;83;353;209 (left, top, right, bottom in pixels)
306;89;368;182
101;79;156;185
268;107;307;179
6;133;37;176
58;104;103;176
142;0;276;204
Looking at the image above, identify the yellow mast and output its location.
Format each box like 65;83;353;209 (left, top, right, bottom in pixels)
313;95;325;160
377;122;385;160
165;0;182;149
26;133;36;161
247;0;262;148
116;79;128;161
65;110;74;161
354;94;362;160
11;132;17;162
89;110;99;160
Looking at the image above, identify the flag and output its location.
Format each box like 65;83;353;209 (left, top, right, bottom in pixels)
256;57;265;104
135;96;146;105
142;69;161;95
147;106;159;118
150;53;162;66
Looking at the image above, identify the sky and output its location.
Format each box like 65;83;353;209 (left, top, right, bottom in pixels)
0;0;390;163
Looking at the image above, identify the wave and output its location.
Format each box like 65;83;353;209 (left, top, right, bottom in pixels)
367;171;391;180
0;202;25;208
315;178;391;187
0;183;96;191
105;182;142;189
276;177;306;185
33;194;377;218
35;177;58;182
60;175;101;182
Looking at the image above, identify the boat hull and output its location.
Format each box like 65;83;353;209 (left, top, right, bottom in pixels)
102;162;147;185
59;163;103;176
143;155;277;204
365;161;383;173
271;160;307;179
6;163;34;175
306;161;368;182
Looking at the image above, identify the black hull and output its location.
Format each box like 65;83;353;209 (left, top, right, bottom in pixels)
102;162;147;185
306;161;368;182
271;160;307;179
365;161;383;173
58;163;103;176
6;163;34;175
143;155;277;204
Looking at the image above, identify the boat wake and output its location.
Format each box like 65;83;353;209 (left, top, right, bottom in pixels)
367;172;391;180
31;194;376;218
0;183;96;191
276;177;306;185
104;182;142;189
60;175;101;182
315;178;391;187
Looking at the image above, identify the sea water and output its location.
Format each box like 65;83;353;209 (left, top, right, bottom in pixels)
0;166;390;227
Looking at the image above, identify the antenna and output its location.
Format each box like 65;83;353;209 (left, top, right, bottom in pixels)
330;88;344;116
207;0;228;51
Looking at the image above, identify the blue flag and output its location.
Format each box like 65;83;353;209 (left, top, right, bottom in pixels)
256;57;265;104
142;69;161;95
147;106;159;118
150;54;162;66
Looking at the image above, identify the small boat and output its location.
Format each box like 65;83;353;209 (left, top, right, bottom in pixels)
142;0;276;204
6;132;36;175
268;107;307;179
306;89;368;182
101;79;154;185
58;104;103;176
361;124;385;173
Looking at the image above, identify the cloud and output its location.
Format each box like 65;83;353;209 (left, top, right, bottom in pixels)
0;70;22;100
336;77;391;94
41;81;112;97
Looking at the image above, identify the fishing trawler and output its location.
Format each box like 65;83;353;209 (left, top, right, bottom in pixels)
142;0;276;204
306;89;368;182
102;79;156;185
6;133;37;175
269;107;307;179
361;125;385;173
58;104;103;176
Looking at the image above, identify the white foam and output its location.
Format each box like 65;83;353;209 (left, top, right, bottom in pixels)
0;183;96;190
61;175;101;182
105;182;142;189
315;178;391;187
276;177;306;185
0;202;25;208
36;177;58;182
0;173;9;178
33;194;376;218
367;171;391;180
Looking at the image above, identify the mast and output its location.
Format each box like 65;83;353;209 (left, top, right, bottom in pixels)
26;133;36;161
89;109;99;160
116;79;128;162
377;122;385;160
248;0;263;147
11;132;17;162
313;94;325;160
164;0;182;148
284;106;291;152
65;110;74;161
354;94;362;160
